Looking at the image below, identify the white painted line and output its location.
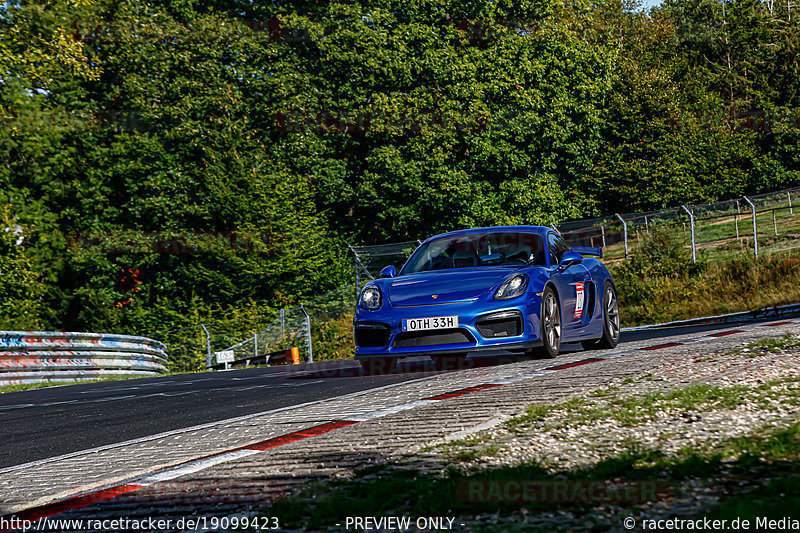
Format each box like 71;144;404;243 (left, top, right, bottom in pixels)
348;400;436;422
490;370;556;385
596;351;635;359
136;449;261;485
437;415;511;444
1;381;327;410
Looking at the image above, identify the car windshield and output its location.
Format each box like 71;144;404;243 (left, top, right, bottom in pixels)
401;232;546;274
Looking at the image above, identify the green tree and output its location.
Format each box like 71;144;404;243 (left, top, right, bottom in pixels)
267;1;615;241
0;208;44;329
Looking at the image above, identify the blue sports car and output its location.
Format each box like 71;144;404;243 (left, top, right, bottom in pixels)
353;226;620;374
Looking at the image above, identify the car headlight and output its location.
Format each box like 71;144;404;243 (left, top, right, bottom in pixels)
359;285;383;310
494;274;529;300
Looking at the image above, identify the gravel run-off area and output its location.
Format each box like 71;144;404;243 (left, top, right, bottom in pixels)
402;329;800;531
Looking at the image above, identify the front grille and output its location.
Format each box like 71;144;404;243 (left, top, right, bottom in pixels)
476;312;522;338
355;323;390;348
393;328;475;348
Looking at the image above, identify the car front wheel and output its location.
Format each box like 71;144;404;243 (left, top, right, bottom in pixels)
537;285;561;358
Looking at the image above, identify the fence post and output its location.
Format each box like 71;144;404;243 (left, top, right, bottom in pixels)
743;196;759;259
349;247;374;302
735;201;740;239
253;334;258;359
790;192;793;215
773;209;778;236
353;249;360;301
614;214;629;260
200;324;212;369
300;305;313;363
280;308;285;334
601;225;606;248
681;206;697;264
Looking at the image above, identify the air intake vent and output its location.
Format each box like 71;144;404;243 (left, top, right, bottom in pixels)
355;323;390;348
476;311;522;338
393;329;475;348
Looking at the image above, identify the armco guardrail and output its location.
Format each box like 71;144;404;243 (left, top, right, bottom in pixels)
0;331;168;386
621;302;800;332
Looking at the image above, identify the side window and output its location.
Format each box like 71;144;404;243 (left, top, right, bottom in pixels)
548;233;571;267
547;233;559;267
555;236;571;260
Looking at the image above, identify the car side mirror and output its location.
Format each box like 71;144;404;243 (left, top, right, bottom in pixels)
380;265;396;278
558;251;583;270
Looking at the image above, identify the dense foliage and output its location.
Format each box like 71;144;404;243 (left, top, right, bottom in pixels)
1;0;798;343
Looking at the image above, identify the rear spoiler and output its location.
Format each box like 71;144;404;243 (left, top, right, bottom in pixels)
572;246;603;258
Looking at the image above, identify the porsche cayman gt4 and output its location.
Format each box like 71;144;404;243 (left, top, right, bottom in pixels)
354;226;620;374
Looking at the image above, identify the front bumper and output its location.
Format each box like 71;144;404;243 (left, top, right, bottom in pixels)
353;294;542;359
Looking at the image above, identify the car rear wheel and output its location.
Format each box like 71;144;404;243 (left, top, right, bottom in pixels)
359;357;398;375
581;281;620;350
431;354;469;371
537;285;561;358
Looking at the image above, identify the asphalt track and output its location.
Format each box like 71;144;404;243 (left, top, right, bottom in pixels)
0;315;794;469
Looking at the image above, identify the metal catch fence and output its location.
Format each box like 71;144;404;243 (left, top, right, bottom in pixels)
556;186;800;263
349;241;420;299
210;305;315;369
153;283;361;371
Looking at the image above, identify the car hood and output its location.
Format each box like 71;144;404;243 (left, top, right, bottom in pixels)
387;267;521;306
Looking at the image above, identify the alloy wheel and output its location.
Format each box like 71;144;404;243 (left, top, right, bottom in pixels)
606;286;620;342
543;290;561;352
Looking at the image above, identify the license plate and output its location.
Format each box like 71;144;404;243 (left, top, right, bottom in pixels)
402;315;459;332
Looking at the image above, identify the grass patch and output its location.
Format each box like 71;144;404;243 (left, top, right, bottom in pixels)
435;435;502;461
704;475;800;523
0;382;61;394
700;425;800;524
0;372;187;394
604;384;748;422
508;384;752;430
505;398;583;430
757;378;800;408
454;444;501;462
737;333;800;356
722;423;800;462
